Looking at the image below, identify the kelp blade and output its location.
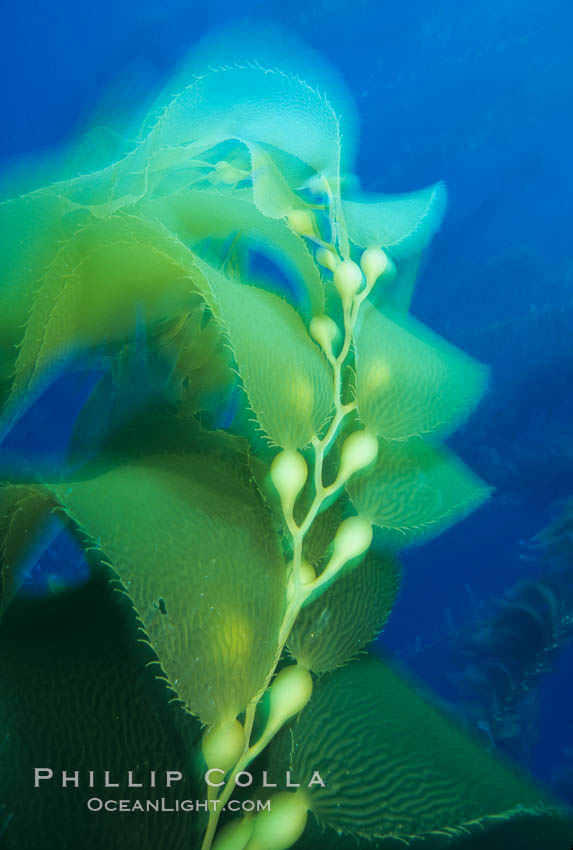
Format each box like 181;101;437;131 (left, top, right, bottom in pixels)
0;486;56;618
29;451;288;725
285;655;568;843
347;438;491;549
354;304;488;441
143;65;343;180
197;262;332;448
144;187;324;318
342;182;447;259
1;212;199;434
288;550;400;672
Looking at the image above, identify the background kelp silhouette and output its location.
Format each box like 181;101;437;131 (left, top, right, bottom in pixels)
0;28;571;850
448;499;573;770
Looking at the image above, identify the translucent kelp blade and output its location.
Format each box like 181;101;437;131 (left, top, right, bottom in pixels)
46;452;286;725
301;499;344;567
144;65;343;181
154;305;236;414
380;250;423;313
145;187;324;317
288;655;560;842
1;131;207;225
195;260;332;448
53;142;154;216
69;303;235;463
354;304;488;440
342;182;447;259
247;142;307;219
63;125;135;178
153;21;358;170
347;439;491;550
287;551;400;673
0;486;55;618
72;405;247;470
0;190;72;360
1;212;198;434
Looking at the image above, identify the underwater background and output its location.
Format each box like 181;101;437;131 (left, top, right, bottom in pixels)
1;0;573;837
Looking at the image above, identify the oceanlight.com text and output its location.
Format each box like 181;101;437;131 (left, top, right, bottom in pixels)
86;797;271;814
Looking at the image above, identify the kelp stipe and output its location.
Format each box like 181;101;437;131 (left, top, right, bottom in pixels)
0;26;571;850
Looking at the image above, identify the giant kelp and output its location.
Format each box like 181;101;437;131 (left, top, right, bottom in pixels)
0;27;570;850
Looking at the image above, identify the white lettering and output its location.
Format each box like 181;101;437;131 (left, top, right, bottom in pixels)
34;768;53;787
261;771;277;788
308;770;326;788
205;768;225;788
127;771;142;788
235;771;253;787
166;771;182;787
104;771;119;788
286;771;300;788
62;771;80;788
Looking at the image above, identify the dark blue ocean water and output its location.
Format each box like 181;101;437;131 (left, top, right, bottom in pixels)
1;0;572;797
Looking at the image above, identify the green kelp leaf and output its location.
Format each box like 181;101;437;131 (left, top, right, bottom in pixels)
62;122;204;209
20;141;154;218
64;125;134;177
247;142;304;219
60;132;184;216
286;655;559;842
301;500;344;567
347;439;491;549
153;21;359;165
71;403;247;471
145;65;343;181
2;212;198;432
379;251;423;314
0;144;170;385
288;551;400;672
67;313;236;465
342;181;447;259
0;189;72;358
49;452;287;725
145;187;324;317
197;261;332;449
156;304;236;414
354;305;488;440
0;486;56;618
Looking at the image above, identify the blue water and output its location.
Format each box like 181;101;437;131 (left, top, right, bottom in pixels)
1;0;572;800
